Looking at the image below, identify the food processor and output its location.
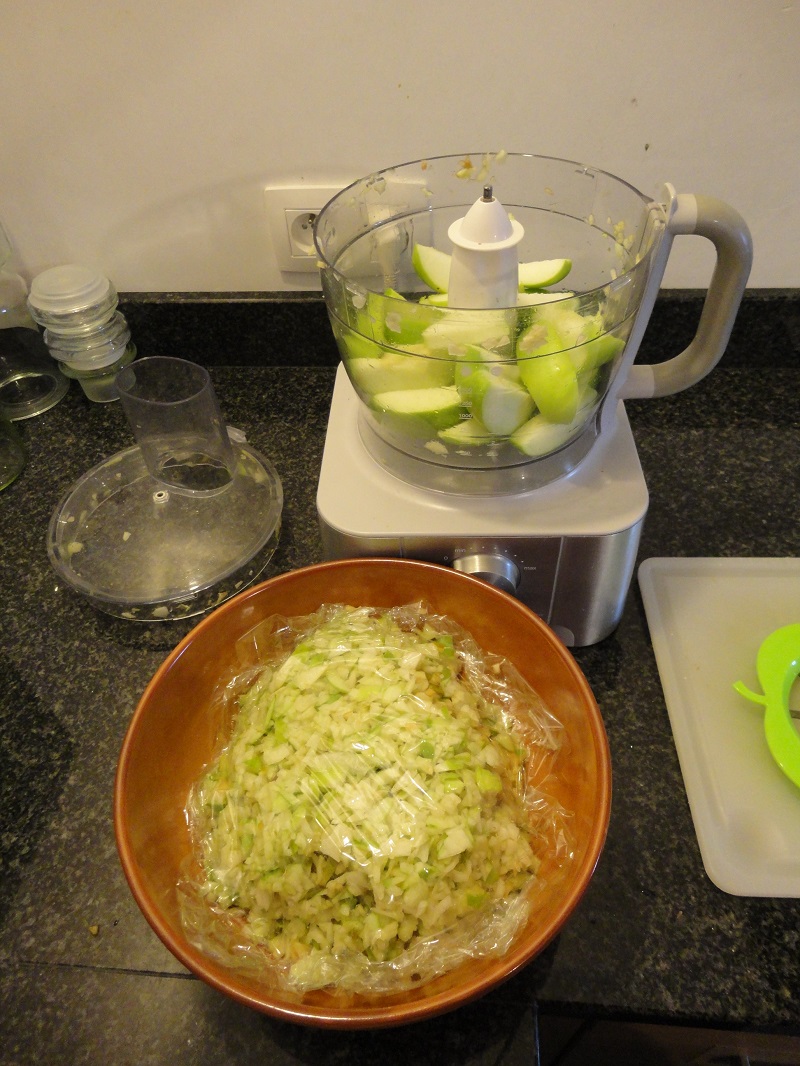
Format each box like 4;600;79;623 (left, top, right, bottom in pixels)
314;153;752;645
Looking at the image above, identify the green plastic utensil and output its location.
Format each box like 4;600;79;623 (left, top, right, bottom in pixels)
734;623;800;790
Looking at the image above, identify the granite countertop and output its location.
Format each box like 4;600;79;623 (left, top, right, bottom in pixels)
1;293;799;1065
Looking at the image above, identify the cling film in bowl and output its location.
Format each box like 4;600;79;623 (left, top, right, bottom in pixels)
178;602;575;995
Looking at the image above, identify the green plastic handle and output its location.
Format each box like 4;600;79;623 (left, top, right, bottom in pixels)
734;623;800;790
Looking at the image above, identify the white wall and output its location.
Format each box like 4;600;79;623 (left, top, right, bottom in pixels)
0;0;797;292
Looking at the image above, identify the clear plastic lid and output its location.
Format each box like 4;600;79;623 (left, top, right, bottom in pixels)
28;265;117;334
48;356;283;618
47;441;283;620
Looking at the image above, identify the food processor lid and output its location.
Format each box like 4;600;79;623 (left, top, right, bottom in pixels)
47;442;283;620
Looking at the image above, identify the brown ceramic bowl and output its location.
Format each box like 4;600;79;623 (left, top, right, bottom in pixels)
114;558;610;1029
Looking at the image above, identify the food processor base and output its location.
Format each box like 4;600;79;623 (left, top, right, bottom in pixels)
317;366;648;646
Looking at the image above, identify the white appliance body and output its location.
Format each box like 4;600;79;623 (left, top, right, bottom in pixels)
317;366;648;646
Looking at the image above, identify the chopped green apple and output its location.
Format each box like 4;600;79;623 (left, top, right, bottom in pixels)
454;344;521;386
349;290;387;341
411;243;451;292
576;332;625;376
335;319;454;394
510;385;599;457
516;321;579;424
413;243;573;295
517;258;572;291
345;288;441;350
335;325;385;362
533;305;593;343
381;288;441;346
347;345;455;395
438;417;494;446
532;304;626;375
458;367;534;436
509;413;577;457
422;314;513;357
371;385;464;439
514;293;576;339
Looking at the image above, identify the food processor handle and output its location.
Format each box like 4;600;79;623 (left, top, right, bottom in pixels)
617;192;753;400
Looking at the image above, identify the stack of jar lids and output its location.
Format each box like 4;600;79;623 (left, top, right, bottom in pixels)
28;265;136;402
28;265;117;329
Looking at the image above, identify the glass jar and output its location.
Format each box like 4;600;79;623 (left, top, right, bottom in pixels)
0;222;69;419
0;417;26;490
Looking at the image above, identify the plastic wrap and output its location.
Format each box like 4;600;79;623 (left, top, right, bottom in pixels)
179;602;575;994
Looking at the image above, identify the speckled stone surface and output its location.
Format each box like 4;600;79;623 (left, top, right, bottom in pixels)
114;289;800;370
1;293;799;1064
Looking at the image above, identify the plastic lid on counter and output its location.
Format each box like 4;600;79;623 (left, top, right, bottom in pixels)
47;441;283;621
28;265;117;334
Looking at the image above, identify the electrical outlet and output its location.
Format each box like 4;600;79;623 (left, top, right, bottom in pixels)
285;209;317;258
264;185;344;273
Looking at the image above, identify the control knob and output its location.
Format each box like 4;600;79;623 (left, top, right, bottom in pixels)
452;553;520;595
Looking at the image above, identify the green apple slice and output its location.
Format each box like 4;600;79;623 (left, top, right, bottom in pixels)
422;314;513;356
518;258;572;291
516;321;580;423
438;417;494;446
509;415;577;457
458;367;535;436
575;333;625;375
412;244;572;294
454;344;521;386
372;385;463;438
411;244;451;293
347;345;455;395
335;323;454;394
335;326;385;361
381;289;441;346
533;304;626;375
510;385;599;457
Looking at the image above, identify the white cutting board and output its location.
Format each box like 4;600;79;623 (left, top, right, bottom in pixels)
638;557;800;897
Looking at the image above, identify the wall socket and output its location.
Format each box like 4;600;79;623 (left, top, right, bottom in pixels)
264;185;344;273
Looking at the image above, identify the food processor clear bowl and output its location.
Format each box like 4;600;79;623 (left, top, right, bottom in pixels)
314;153;665;494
